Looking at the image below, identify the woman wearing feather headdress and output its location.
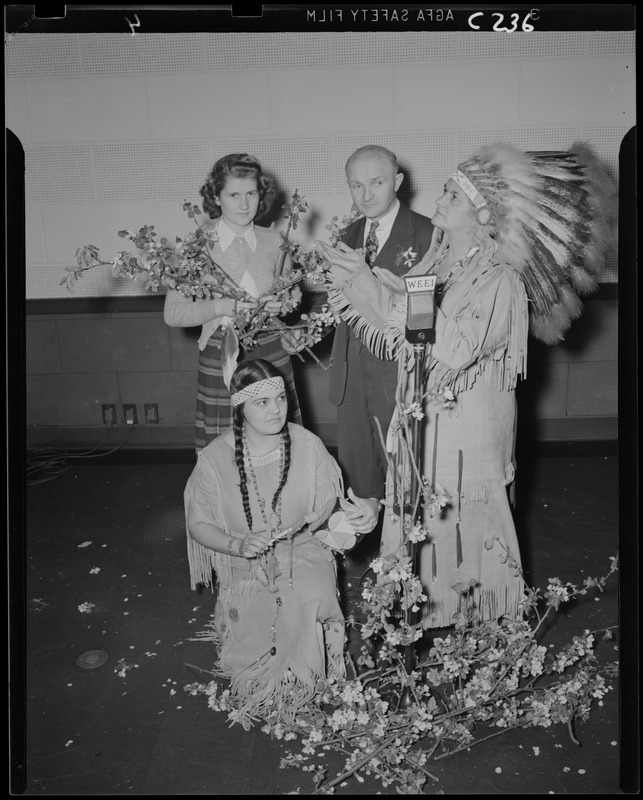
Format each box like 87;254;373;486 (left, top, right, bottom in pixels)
316;142;615;629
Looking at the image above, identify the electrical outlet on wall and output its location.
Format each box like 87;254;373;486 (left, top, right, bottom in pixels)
123;405;137;426
144;403;159;424
101;404;117;425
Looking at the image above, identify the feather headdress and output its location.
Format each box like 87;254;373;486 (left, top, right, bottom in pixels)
455;141;617;344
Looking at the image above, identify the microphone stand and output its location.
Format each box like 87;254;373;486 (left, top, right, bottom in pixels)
396;272;435;708
400;341;427;705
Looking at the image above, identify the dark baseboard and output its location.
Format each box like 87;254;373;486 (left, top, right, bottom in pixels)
517;439;617;458
24;421;339;466
25;440;616;469
26;417;617;454
62;448;199;465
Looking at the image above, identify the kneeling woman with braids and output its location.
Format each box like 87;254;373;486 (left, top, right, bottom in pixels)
183;359;377;727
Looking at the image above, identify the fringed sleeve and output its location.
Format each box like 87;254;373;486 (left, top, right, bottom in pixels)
184;449;230;591
327;245;444;362
328;260;528;396
425;264;529;393
327;263;401;361
307;430;345;514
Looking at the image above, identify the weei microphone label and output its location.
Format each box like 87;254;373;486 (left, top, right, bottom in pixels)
404;274;437;344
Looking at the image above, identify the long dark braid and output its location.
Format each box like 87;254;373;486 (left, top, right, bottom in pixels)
232;407;253;532
272;423;291;516
229;358;291;533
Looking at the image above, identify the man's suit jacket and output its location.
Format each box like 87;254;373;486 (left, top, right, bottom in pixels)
329;202;434;406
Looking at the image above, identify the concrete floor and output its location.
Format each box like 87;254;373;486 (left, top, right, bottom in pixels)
12;449;637;794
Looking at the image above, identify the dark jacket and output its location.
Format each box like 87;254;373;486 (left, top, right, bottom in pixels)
329;203;434;405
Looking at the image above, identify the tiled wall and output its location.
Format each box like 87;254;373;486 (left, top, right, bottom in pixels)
25;296;617;450
24;309;339;448
516;299;618;442
8;30;629;447
6;30;635;300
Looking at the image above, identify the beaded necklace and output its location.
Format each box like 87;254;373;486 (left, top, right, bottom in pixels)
242;427;291;594
432;246;479;297
243;427;285;535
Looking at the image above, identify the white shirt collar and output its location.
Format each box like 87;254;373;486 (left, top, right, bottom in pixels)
363;198;400;246
216;218;257;253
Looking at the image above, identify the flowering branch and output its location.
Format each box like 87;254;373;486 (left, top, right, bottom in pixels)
184;541;617;794
279;204;363;288
62;195;348;367
276;189;308;279
180;217;618;794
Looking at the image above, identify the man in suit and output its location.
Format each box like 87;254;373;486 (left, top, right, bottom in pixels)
323;145;434;528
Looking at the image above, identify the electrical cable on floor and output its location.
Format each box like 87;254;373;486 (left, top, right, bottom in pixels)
26;423;135;486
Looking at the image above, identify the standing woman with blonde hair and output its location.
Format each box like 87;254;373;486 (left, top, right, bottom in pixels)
164;153;302;450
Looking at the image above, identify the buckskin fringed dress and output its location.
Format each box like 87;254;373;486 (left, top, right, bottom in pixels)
335;251;529;628
164;220;301;451
184;423;346;728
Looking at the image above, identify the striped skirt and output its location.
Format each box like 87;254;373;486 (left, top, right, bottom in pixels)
195;330;302;451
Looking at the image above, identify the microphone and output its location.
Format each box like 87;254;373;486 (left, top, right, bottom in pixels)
404;274;437;344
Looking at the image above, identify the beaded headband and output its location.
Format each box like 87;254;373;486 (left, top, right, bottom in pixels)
230;376;285;407
449;169;488;209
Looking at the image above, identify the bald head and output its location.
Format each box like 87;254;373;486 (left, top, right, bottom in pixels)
345;145;399;174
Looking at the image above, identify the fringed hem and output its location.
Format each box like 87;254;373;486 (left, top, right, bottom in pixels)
427;345;526;395
192;612;345;731
188;621;326;731
422;578;526;629
188;615;221;645
226;667;324;730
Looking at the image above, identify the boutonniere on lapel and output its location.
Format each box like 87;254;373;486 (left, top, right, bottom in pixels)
394;245;418;271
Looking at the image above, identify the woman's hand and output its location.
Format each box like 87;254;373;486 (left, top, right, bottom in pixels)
259;294;283;315
236;298;259;313
340;488;381;534
259;286;301;317
210;297;246;318
315;241;369;286
280;326;314;354
372;267;406;295
236;530;271;559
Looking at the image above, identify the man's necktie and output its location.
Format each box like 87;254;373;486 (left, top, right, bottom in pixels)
364;220;380;266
